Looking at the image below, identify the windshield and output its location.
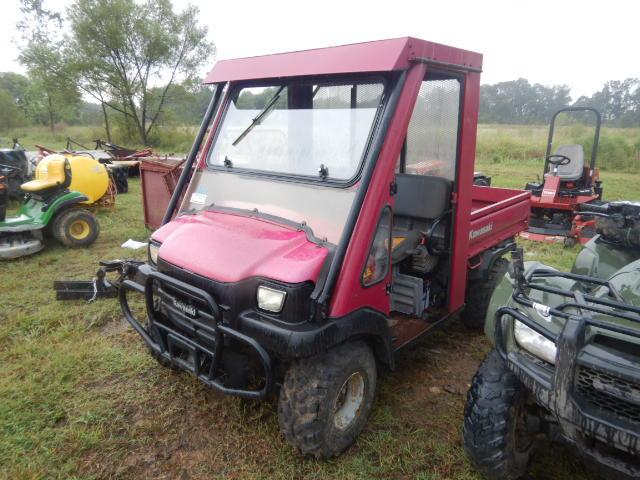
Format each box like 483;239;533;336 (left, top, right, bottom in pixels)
207;79;385;181
180;76;387;244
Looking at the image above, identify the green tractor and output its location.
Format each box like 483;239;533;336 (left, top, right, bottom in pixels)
463;201;640;479
0;156;100;259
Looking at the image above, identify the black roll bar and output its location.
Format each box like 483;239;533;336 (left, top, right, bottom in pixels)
544;107;602;177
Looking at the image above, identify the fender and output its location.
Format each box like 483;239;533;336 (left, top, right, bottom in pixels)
36;191;90;226
468;238;516;282
237;307;395;368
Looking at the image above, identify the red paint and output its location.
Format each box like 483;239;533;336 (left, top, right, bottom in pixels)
447;71;481;311
329;64;428;318
152;211;329;284
530;192;600;210
468;186;531;258
204;37;482;84
540;175;561;203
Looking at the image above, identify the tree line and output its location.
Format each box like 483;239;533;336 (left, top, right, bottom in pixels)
480;77;640;126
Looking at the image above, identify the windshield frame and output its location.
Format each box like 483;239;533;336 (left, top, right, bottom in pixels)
204;74;389;188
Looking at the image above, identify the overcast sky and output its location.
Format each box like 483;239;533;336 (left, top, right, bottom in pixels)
3;0;638;100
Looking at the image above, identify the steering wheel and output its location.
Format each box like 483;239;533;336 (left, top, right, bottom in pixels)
546;154;571;166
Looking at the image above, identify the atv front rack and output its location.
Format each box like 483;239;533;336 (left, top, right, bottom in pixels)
492;251;640;467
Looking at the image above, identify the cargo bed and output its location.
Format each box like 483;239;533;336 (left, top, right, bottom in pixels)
467;185;531;258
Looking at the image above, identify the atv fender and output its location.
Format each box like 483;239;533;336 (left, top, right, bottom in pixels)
572;235;640;280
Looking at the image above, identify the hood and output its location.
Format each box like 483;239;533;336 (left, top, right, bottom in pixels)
151;211;329;284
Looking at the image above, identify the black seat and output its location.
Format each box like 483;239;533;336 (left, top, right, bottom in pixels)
392;174;452;263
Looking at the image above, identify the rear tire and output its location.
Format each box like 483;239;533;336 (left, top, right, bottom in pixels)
52;208;100;248
110;167;129;194
460;257;508;330
278;341;377;459
463;350;538;480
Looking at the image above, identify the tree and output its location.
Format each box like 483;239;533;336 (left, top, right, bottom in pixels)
575;79;640;126
0;72;30;112
0;89;28;131
479;78;571;124
65;0;214;145
17;0;80;132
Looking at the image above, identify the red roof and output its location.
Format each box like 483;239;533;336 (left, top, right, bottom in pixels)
204;37;482;84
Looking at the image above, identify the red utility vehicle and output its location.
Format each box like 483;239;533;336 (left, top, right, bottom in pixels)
112;38;531;458
520;107;604;245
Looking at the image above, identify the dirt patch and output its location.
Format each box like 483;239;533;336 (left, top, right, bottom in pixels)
77;321;592;480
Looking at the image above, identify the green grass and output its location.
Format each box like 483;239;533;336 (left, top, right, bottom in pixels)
1;124;638;479
477;123;640;172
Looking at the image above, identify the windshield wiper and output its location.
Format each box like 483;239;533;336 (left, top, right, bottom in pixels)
232;86;285;147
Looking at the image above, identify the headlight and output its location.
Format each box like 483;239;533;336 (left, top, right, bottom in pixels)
148;241;160;265
514;320;557;365
257;286;286;313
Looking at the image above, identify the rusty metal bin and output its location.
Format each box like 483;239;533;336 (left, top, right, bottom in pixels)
140;157;185;229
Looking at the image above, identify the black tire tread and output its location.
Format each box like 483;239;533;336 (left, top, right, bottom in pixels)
52;208;100;247
461;257;509;330
278;341;376;459
463;350;533;480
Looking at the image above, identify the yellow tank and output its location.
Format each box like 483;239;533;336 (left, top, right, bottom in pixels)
39;153;110;204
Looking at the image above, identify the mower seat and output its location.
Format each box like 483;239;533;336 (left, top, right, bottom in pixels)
21;155;72;194
392;174;452;263
544;144;584;181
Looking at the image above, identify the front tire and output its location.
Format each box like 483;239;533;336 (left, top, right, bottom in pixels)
52;208;100;247
463;350;539;480
278;341;377;459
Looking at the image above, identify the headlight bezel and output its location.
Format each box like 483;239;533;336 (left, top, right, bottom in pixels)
257;285;287;313
513;319;557;365
148;240;161;265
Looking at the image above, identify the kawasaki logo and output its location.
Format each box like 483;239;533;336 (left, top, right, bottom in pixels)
469;223;493;240
172;298;197;316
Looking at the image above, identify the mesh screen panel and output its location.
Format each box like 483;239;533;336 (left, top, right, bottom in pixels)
405;79;460;180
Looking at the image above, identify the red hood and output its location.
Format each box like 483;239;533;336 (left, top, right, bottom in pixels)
151;211;329;284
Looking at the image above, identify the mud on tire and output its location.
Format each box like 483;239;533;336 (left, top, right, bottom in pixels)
463;350;538;480
52;208;100;248
460;257;508;330
278;341;376;459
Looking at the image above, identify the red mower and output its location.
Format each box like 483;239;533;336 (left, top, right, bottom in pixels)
60;37;532;458
520;107;604;246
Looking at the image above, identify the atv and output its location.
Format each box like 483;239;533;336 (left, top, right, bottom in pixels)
521;107;604;246
463;228;640;478
0;156;100;259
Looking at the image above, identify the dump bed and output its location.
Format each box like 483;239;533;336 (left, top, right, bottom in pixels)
467;185;531;258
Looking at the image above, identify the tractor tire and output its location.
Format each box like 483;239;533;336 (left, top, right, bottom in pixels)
52;208;100;248
460;257;509;331
463;350;539;480
110;166;129;194
278;341;377;459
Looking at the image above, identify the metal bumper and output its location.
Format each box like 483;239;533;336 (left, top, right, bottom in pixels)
495;308;640;478
118;263;274;400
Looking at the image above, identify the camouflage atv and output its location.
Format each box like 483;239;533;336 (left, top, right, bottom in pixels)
463;201;640;479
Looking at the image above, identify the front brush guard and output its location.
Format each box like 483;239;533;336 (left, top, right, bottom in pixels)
116;262;274;400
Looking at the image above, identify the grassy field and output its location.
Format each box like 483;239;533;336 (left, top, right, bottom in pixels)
1;125;639;479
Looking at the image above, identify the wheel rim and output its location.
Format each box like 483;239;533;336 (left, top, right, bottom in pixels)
69;219;91;240
333;371;365;430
